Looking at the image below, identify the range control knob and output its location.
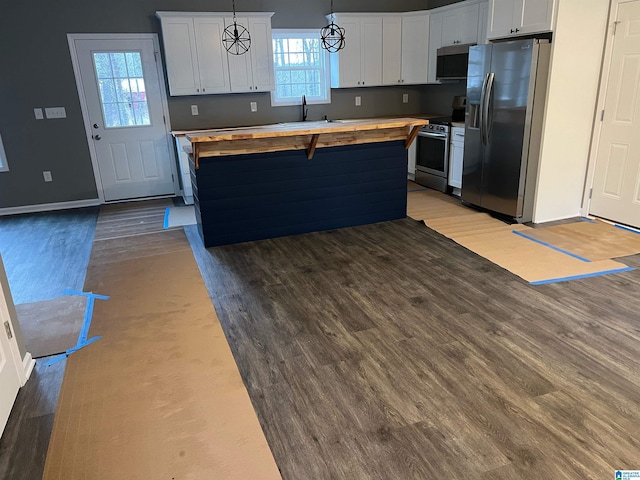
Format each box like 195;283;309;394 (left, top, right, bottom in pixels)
439;126;445;131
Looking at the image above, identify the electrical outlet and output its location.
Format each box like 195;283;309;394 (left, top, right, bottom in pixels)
403;94;409;104
43;171;52;182
250;102;258;112
34;108;44;120
191;105;199;116
45;107;66;119
355;96;361;107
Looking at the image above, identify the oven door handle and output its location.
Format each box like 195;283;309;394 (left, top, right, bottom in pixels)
418;132;448;139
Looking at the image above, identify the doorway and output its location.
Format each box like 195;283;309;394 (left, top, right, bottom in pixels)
68;34;178;202
587;0;640;229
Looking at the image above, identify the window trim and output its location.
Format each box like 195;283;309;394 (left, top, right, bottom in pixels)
0;133;8;172
270;29;331;107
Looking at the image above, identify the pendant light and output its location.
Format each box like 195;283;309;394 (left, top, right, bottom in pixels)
321;0;345;53
222;0;251;55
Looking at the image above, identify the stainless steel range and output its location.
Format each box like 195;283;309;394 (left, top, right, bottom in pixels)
414;96;466;192
415;120;450;192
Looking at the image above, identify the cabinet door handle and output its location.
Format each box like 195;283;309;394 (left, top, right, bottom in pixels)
515;28;520;33
202;88;205;92
196;88;200;92
255;85;258;90
510;29;514;34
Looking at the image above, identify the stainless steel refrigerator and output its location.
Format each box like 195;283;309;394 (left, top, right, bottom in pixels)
462;38;551;223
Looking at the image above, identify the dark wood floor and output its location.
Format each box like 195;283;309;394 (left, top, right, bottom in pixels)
0;208;97;480
185;219;640;479
0;207;98;304
2;203;640;479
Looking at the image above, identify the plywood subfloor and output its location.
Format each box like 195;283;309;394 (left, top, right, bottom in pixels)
16;296;87;358
407;190;631;284
522;219;640;261
43;206;281;480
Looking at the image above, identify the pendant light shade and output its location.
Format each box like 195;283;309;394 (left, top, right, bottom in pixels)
222;0;251;55
321;0;345;53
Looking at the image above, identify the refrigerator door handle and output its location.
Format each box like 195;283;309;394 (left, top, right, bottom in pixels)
484;72;495;144
479;73;490;145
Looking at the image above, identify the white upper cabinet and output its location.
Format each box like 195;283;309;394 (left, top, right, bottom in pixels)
427;1;486;83
477;2;490;44
225;16;275;93
427;12;443;84
487;0;556;40
194;17;231;94
401;14;430;85
158;15;217;95
330;15;383;88
382;16;402;86
441;3;479;46
157;12;274;96
248;16;275;91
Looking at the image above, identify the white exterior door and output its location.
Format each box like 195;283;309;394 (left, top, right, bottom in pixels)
73;37;176;202
0;285;21;437
590;0;640;228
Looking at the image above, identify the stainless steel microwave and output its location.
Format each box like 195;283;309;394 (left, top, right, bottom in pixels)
436;43;475;80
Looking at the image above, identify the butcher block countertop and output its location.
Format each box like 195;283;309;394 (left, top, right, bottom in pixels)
178;117;430;168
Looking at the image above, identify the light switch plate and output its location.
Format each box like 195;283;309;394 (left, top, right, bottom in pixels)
45;107;66;119
191;105;199;116
355;96;361;107
403;94;409;103
250;102;258;112
43;171;52;182
34;108;44;120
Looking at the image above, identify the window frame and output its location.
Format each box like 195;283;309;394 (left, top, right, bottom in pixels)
0;132;8;172
270;29;331;107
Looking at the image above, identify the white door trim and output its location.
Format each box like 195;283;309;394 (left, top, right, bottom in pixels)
67;33;178;203
0;271;32;388
582;0;633;217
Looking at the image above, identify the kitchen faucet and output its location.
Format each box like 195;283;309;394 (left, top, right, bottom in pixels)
302;95;308;122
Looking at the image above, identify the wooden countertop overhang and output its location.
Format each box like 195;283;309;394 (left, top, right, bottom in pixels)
182;118;429;169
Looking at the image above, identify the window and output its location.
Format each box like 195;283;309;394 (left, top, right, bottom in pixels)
271;30;331;106
93;51;151;128
0;133;8;172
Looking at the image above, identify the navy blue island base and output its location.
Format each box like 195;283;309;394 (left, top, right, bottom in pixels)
191;140;408;248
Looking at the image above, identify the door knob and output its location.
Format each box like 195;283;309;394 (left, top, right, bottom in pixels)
93;123;99;129
94;135;101;140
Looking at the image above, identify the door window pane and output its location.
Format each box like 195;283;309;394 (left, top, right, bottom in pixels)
93;51;151;128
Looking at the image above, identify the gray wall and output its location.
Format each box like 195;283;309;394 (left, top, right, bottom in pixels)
0;0;466;209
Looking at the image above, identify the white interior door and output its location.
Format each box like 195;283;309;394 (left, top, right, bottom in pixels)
590;1;640;228
0;288;21;437
73;37;176;202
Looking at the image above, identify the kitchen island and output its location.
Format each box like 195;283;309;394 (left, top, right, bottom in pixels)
184;118;428;247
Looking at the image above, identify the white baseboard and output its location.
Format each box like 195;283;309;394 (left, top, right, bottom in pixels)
0;199;100;216
22;352;36;384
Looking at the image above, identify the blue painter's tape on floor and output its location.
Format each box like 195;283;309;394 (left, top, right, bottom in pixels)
63;289;110;301
44;337;103;366
579;217;596;223
615;224;640;235
163;207;170;230
45;290;109;366
512;229;592;262
530;267;635;285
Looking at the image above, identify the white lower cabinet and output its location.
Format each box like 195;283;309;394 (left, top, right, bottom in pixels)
449;127;465;189
175;137;194;205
